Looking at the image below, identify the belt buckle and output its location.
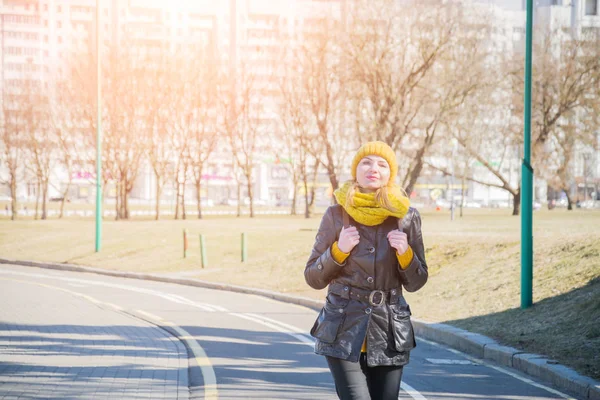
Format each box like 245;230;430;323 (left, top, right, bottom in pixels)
368;290;385;306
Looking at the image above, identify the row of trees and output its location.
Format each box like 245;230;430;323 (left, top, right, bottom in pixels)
1;0;599;220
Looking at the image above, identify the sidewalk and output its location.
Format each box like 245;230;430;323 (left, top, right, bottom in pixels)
1;257;599;400
0;272;189;400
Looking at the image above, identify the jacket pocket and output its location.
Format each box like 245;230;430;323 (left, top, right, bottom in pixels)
391;308;416;352
310;301;346;344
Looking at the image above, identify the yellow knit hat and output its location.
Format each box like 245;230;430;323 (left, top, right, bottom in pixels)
351;141;398;186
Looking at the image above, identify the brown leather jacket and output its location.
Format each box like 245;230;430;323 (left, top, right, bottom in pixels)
305;204;428;366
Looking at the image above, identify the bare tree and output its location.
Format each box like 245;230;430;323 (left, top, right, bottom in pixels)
18;79;56;220
295;17;350;194
275;47;315;217
185;50;220;220
346;0;454;147
143;58;173;220
0;81;27;220
510;28;600;178
222;62;264;218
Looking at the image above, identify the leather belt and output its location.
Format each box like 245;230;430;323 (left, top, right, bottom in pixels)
328;282;402;306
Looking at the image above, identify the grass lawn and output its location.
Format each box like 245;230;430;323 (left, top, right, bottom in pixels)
1;207;599;380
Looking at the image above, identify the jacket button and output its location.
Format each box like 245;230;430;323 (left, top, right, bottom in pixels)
367;277;374;284
317;264;323;270
344;286;349;291
416;268;422;276
391;289;396;295
368;247;375;253
365;308;372;314
338;309;344;313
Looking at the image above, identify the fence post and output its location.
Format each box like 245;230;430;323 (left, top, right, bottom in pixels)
183;229;188;258
199;234;207;268
241;232;247;262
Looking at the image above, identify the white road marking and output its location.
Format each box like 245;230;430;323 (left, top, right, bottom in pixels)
425;358;478;365
419;338;575;399
0;269;225;312
400;382;428;400
230;312;315;347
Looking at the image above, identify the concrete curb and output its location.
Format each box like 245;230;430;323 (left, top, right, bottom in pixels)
2;258;598;399
411;320;598;399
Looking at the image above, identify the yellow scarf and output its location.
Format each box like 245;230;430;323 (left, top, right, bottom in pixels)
333;182;410;226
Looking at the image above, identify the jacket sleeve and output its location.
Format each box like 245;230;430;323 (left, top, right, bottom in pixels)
397;209;428;292
304;206;346;290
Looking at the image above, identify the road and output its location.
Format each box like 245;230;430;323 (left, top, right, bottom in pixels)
0;264;579;399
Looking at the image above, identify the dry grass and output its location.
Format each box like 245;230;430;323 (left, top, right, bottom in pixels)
1;207;599;379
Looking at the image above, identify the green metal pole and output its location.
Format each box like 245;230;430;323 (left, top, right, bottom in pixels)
241;232;247;262
199;234;207;268
95;0;102;253
521;0;534;309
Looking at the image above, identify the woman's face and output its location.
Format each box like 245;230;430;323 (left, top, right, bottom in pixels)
356;155;390;192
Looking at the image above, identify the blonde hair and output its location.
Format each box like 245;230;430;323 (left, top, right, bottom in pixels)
344;180;407;213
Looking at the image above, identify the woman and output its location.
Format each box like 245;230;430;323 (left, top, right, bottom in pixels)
305;141;428;400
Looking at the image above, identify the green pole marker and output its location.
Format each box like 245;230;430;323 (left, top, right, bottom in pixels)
94;0;102;253
241;232;247;262
183;229;188;259
199;234;207;268
521;0;534;309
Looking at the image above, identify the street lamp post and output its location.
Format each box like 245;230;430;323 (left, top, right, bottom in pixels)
521;0;534;309
95;0;102;252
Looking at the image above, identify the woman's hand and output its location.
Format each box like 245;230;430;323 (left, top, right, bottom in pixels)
338;226;360;253
387;229;409;255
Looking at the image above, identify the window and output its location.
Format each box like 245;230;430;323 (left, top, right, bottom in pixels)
57;21;62;28
586;0;598;15
57;5;62;12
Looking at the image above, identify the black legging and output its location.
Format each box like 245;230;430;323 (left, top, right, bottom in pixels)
326;354;404;400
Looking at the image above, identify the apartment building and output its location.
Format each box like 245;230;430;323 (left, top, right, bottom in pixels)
1;0;597;209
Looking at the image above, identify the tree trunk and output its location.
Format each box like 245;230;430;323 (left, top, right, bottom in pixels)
124;182;130;219
303;176;310;219
246;174;254;218
236;181;241;217
115;181;120;220
10;171;18;221
175;181;181;220
309;159;319;212
59;179;72;219
182;181;187;220
155;177;162;220
564;189;573;210
404;147;426;197
512;188;521;216
41;179;48;220
290;178;297;216
196;182;203;219
460;174;465;218
102;180;109;219
34;180;40;220
326;164;339;195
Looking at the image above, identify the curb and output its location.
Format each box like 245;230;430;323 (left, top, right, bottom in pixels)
2;258;598;400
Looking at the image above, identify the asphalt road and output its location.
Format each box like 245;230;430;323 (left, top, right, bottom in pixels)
0;264;579;400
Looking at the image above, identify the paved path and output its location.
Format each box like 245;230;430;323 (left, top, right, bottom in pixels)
0;264;583;399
